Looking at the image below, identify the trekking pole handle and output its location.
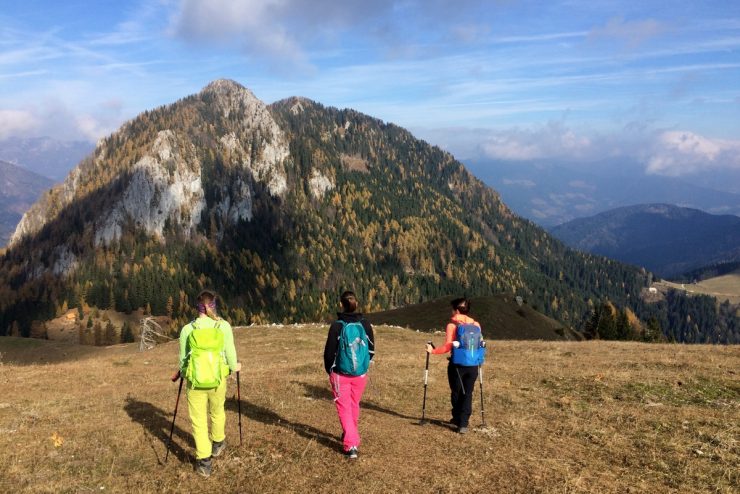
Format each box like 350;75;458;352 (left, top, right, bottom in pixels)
427;341;435;349
170;370;181;382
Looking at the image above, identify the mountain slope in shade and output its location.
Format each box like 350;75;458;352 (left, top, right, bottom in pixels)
366;294;582;340
0;160;54;246
550;204;740;279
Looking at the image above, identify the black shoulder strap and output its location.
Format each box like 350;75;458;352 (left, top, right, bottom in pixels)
335;320;347;341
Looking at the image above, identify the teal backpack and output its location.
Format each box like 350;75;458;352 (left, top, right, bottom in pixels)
333;320;371;376
185;320;225;389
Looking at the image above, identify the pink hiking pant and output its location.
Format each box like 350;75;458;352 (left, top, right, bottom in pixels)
329;372;367;451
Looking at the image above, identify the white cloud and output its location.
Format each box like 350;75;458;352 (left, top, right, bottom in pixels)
502;178;536;187
0;97;124;143
419;120;740;184
479;121;592;161
0;109;38;139
75;114;110;142
168;0;492;71
645;130;740;176
168;0;397;71
170;0;309;69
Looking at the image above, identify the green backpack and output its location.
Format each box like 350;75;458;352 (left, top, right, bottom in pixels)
185;320;225;389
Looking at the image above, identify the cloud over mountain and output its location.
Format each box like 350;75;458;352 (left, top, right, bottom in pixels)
426;123;740;180
0;109;37;140
646;130;740;176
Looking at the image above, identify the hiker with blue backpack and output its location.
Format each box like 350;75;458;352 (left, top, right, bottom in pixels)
426;297;486;434
178;289;241;478
323;290;375;459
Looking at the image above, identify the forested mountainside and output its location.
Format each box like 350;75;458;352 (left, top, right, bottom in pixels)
1;80;734;343
550;204;740;279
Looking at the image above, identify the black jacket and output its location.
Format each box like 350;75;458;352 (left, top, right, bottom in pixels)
323;312;375;374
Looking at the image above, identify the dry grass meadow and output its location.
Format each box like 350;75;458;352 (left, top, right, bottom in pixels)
657;272;740;305
1;325;738;493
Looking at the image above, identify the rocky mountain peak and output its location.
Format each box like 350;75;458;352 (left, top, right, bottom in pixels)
200;79;261;118
10;79;291;251
202;78;248;94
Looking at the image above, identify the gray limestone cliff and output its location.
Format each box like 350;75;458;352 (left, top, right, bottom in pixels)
10;80;291;256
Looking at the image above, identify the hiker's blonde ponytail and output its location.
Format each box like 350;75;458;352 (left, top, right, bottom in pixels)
197;289;221;320
205;303;221;321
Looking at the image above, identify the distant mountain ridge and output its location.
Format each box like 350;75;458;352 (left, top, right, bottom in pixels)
466;159;740;227
550;204;740;279
0;137;93;181
0;160;53;246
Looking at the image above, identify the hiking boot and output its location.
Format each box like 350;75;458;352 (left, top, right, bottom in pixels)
211;440;225;458
195;457;212;478
457;426;469;434
345;446;359;459
449;417;459;427
211;440;226;458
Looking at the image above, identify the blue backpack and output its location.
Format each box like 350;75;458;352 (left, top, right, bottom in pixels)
333;320;371;376
451;323;486;366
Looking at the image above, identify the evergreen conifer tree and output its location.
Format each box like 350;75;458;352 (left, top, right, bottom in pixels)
120;322;135;343
104;321;116;345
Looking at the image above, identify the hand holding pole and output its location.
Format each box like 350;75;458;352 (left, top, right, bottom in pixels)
420;341;434;424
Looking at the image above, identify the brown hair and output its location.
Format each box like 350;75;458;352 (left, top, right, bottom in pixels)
451;297;470;314
197;289;221;320
340;290;358;313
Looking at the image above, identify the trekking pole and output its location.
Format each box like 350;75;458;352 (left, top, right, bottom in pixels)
478;365;486;427
420;341;434;425
165;371;183;463
452;341;465;395
455;367;466;395
236;370;243;446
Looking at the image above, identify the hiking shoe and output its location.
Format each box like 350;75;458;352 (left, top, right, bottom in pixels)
449;418;459;427
195;457;212;478
457;426;469;434
345;447;359;459
211;440;225;458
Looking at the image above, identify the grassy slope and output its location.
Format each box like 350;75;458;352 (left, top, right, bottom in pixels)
656;271;740;304
365;295;581;341
1;328;738;493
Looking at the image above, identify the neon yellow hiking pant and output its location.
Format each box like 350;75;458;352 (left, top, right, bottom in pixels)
186;380;227;459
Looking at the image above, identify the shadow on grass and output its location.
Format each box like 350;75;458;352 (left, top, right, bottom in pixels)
293;381;451;428
124;395;191;464
225;397;340;453
0;337;123;365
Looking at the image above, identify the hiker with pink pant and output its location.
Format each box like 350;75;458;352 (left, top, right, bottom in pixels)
323;290;375;459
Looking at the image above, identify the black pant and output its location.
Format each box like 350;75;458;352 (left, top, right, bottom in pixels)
447;363;478;428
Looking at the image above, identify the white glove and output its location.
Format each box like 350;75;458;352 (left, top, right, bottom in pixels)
452;341;460;348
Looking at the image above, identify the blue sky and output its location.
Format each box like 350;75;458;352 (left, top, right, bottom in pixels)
1;0;739;177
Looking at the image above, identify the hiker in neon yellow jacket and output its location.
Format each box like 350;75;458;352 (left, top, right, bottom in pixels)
178;289;240;478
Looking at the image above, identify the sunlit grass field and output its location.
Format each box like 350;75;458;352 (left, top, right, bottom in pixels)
1;325;738;493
